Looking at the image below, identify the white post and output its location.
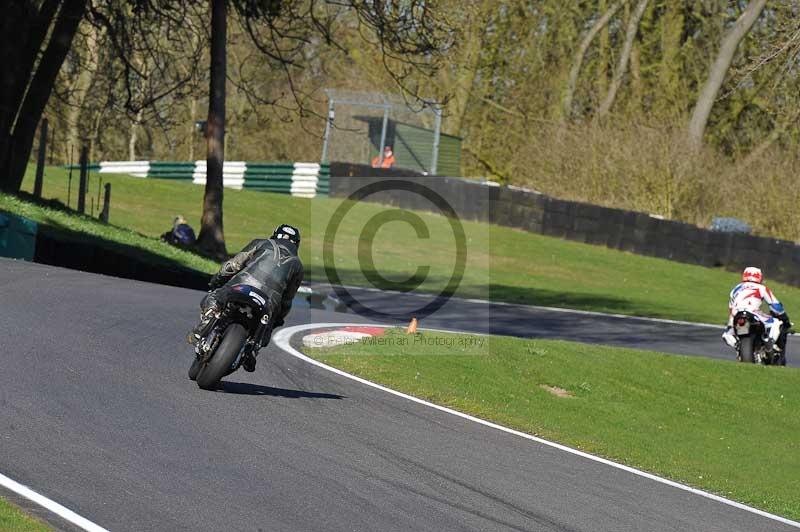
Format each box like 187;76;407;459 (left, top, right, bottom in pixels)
321;99;335;163
430;106;442;175
378;104;389;165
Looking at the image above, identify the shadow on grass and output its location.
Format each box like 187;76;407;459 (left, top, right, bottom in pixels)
219;381;344;399
17;190;222;261
35;223;213;289
15;191;75;213
304;264;642;316
303;263;445;294
1;194;217;290
487;283;642;314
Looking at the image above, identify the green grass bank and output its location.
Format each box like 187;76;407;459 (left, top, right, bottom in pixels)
10;165;800;323
309;328;800;520
0;497;50;531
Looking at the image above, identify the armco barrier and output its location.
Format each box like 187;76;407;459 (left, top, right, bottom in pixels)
329;175;800;287
66;161;329;198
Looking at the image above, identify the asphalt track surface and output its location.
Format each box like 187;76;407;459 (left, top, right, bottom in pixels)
306;282;798;366
1;259;797;531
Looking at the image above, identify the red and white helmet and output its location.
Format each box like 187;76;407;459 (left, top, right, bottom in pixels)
742;267;763;284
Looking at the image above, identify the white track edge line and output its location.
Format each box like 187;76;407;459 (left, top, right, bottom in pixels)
274;322;800;529
0;472;110;532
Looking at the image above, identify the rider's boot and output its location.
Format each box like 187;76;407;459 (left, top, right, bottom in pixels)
243;327;272;372
242;348;257;372
721;328;737;348
768;321;783;352
187;304;220;345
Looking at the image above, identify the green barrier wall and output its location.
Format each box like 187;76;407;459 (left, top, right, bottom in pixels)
0;212;38;261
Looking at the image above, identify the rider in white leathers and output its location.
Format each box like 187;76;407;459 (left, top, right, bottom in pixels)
722;267;789;351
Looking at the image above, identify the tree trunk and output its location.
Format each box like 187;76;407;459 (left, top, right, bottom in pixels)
595;0;649;118
561;0;626;121
453;2;491;135
197;0;228;259
629;42;642;110
657;0;684;115
596;0;610;98
189;96;197;161
0;0;60;142
1;0;86;192
67;22;101;163
687;0;767;150
88;107;103;162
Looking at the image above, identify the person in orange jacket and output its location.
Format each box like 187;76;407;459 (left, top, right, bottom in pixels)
371;145;396;168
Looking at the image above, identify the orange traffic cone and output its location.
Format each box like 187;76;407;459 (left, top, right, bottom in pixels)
406;317;418;334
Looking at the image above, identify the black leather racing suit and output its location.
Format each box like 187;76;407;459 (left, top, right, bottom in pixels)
201;238;303;343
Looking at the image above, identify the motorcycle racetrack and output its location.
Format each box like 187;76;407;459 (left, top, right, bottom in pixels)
1;259;797;531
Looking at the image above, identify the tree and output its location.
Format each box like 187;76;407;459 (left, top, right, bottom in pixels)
1;0;451;261
63;21;103;162
198;0;228;258
561;0;626;121
595;0;649;118
0;0;87;193
687;0;768;149
192;0;451;258
0;1;204;191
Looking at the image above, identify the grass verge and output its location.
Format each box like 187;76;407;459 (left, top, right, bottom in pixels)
14;165;800;323
0;190;218;275
0;496;50;531
309;328;800;520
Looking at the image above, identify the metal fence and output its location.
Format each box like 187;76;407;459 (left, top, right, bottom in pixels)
320;90;443;175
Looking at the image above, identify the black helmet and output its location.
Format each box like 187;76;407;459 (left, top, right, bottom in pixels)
272;224;300;246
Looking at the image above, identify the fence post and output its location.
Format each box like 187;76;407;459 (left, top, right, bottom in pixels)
77;146;88;214
378;104;389;165
33;118;48;199
430;106;442;176
320;99;335;163
67;145;74;208
100;183;111;223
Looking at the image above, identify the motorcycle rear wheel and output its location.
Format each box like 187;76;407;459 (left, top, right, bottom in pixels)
739;335;755;363
196;323;248;390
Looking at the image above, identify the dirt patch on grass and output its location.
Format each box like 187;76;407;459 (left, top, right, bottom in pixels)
540;384;573;398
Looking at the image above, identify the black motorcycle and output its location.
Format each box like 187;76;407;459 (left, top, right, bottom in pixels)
189;284;273;389
732;310;787;366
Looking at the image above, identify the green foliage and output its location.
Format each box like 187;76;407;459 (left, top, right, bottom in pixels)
52;1;797;162
42;1;800;239
504;119;800;241
312;328;800;520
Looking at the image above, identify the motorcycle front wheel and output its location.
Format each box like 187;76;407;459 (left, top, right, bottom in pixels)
196;323;248;390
